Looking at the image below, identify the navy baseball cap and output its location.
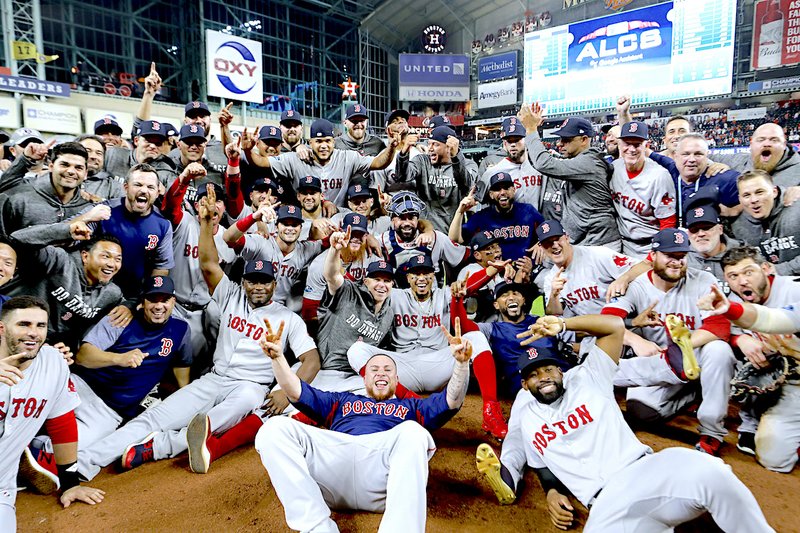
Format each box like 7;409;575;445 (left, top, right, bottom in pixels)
276;205;303;223
142;275;175;297
430;126;456;144
347;183;372;200
243;260;276;281
179;124;207;142
251;177;281;195
367;260;394;278
94;117;123;136
163;123;178;137
403;254;435;274
385;109;410;126
342;212;369;234
470;230;500;252
0;130;9;144
651;228;692;253
494;280;530;300
310;119;335;139
535;219;566;242
195;183;226;201
280;109;303;126
345;103;368;121
553;117;594;138
601;123;617;134
258;125;282;143
685;204;720;228
489;171;514;190
428;115;451;129
185;101;210;117
518;339;569;378
137;120;168;139
501;117;526;139
298;175;322;192
620;121;648;141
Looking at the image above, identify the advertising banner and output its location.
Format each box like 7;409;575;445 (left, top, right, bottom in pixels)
477;51;518;82
727;107;768;121
23;100;81;134
0;75;70;98
206;30;264;103
0;97;20;129
751;0;800;70
477;79;518;109
748;75;800;91
399;54;470;102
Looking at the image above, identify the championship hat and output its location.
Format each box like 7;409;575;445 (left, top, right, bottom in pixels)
258;125;282;143
297;175;322;192
535;219;566;242
142;275;175;297
430;126;456;144
342;212;368;234
137;120;168;139
489;171;514;190
651;228;692;253
517;339;570;378
179;124;207;142
345;103;368;121
367;260;394;278
243;260;276;281
94;117;123;136
9;127;43;146
402;254;435;274
501;117;526;139
619;121;649;141
553;117;594;138
384;109;410;126
685;204;720;228
428;115;451;129
184;101;210;117
195;183;226;202
470;231;500;252
280;109;303;126
310;119;335;139
276;205;303;223
347;183;372;200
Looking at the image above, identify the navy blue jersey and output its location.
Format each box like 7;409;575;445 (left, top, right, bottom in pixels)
463;202;544;260
294;381;457;435
74;313;192;419
98;199;174;298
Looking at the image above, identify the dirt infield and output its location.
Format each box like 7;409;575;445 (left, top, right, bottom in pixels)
16;393;799;532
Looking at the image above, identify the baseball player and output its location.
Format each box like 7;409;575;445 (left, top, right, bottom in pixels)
685;202;741;295
0;296;105;530
255;316;471;533
334;103;386;184
223;204;325;312
370;109;423;193
476;313;774;532
74;188;320;479
609;121;677;257
167;124;225;209
450;171;543;261
76;134;124;201
717;246;800;471
517;103;620;248
602;229;736;455
536;220;649;317
104;120;178;188
347;254;506;439
93;117;125;148
329;184;392;236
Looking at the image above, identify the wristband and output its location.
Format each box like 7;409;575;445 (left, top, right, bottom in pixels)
723;302;744;321
560;318;567;334
235;213;256;232
57;462;80;492
227;158;240;168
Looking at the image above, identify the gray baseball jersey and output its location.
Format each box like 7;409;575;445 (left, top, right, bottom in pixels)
236;234;323;308
268;150;375;206
378;230;468;273
610;158;676;245
331;210;391;236
303;251;380;302
389;286;451;352
543;246;636;317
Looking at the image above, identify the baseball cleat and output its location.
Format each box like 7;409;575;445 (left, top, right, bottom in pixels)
476;444;516;505
665;315;700;380
695;435;724;456
481;401;508;440
187;413;211;474
121;432;157;470
737;432;756;457
18;442;59;494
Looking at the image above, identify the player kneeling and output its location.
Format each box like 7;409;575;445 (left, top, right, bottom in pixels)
476;314;775;532
255;318;472;533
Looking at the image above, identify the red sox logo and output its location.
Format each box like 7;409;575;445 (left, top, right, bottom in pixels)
628;122;638;133
189;125;199;133
694;207;704;217
674;232;685;244
352;214;361;225
286;110;295;118
353;185;364;194
541;223;551;234
255;260;264;270
269;126;277;136
287;206;297;214
192;101;201;108
508;124;516;133
354;104;362;113
151;121;161;131
527;347;539;359
377;261;387;269
145;234;159;250
661;193;674;206
158;338;173;357
103;117;112;125
613;255;630;267
415;255;425;264
153;276;164;288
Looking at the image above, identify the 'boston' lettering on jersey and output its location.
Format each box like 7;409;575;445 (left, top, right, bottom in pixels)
486;225;531;240
531;403;594;454
563;286;601;308
225;314;266;340
394;313;442;328
611;192;646;215
341;400;410;419
0;397;49;421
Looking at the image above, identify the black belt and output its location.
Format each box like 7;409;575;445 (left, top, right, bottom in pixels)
179;301;208;312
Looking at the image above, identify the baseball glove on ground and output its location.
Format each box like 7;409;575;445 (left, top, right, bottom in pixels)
730;356;789;417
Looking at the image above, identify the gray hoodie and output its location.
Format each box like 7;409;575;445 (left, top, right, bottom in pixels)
335;132;389;186
732;188;800;275
713;148;800;189
105;146;178;188
687;235;741;294
83;170;124;201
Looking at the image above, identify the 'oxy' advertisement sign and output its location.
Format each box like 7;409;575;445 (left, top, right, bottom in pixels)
206;30;263;103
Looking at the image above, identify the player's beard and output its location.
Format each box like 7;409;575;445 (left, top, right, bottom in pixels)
7;335;42;361
367;380;396;401
737;275;770;303
752;148;782;174
653;262;687;283
396;223;417;242
340;238;367;263
531;379;564;404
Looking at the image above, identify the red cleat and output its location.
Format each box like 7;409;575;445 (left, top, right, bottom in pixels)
121;433;157;470
695;435;724;456
482;401;508;440
18;438;59;494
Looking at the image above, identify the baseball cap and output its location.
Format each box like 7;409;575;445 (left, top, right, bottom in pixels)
345;103;368;121
430;126;456;144
535;219;566;242
184;101;210;117
0;130;9;144
517;339;569;379
489;171;514;190
9;128;43;146
651;228;692;253
553;117;594;138
137;120;168;139
470;231;500;252
280;109;303;126
243;260;276;281
163;123;178;137
94;117;123;136
384;109;410;126
501;117;527;139
601;123;617;134
493;280;530;300
428;115;451;129
251;177;282;195
619;121;648;141
179;124;207;142
258;125;282;143
195;183;225;202
276;205;303;223
685;204;720;228
342;212;369;234
310;119;335;139
367;259;394;278
402;254;435;274
142;275;175;297
347;184;372;200
389;191;424;216
297;175;322;192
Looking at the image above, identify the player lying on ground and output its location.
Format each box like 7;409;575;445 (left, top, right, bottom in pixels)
255;317;472;533
475;313;774;532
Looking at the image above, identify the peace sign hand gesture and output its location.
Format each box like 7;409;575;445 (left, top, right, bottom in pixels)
259;318;286;360
441;317;473;363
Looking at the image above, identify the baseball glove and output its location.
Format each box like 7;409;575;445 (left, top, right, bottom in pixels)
730;356;789;417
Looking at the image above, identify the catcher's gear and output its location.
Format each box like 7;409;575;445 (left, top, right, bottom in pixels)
665;315;700;380
389;191;425;217
730;356;789;417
